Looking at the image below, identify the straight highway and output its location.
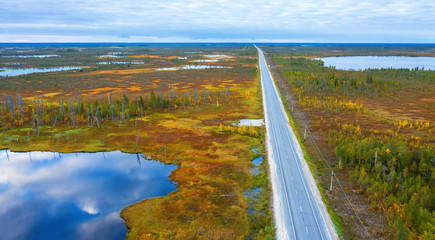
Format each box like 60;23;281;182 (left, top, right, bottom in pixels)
256;46;338;240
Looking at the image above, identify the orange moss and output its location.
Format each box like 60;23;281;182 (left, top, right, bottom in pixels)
74;68;155;76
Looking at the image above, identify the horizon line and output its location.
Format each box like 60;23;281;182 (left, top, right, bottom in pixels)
1;42;435;44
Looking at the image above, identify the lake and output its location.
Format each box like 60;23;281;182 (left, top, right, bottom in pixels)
0;67;83;77
2;55;59;58
98;55;122;58
203;54;232;59
0;150;177;240
192;59;219;63
155;65;231;71
97;62;145;65
4;63;24;65
319;56;435;70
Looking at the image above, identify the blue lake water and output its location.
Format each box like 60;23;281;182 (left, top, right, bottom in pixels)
203;55;232;59
4;63;24;65
155;65;230;71
250;156;263;175
0;67;83;77
244;187;260;201
97;62;145;65
192;59;219;63
0;150;177;240
238;119;264;127
98;55;122;58
319;56;435;71
252;156;263;166
2;55;59;58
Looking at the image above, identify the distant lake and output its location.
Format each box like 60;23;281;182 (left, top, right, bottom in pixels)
0;67;83;77
192;59;219;63
97;62;145;65
4;62;24;65
319;56;435;70
203;54;232;58
2;55;59;58
0;150;177;240
156;65;230;71
98;55;122;58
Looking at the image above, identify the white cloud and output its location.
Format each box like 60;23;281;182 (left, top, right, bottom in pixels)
80;199;99;215
0;0;434;42
0;150;177;238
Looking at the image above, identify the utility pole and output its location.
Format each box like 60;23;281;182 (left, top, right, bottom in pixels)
303;125;307;140
329;170;334;192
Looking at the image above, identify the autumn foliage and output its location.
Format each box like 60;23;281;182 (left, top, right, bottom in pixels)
273;55;434;239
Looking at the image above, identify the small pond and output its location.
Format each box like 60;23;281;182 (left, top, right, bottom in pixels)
250;156;263;175
192;59;219;63
233;119;264;127
0;150;177;240
244;148;264;219
318;56;435;71
155;65;231;71
0;67;83;77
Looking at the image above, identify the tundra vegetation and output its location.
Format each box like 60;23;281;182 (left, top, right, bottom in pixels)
262;44;434;240
0;44;274;239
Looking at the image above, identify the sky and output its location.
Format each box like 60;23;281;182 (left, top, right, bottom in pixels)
1;0;434;43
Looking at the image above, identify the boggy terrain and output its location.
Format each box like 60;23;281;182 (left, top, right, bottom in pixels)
0;44;274;239
262;44;434;240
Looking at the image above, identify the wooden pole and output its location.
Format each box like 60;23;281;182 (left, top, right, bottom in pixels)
330;171;334;192
303;125;307;140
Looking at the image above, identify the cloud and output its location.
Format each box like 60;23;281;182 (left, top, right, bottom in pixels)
0;150;177;239
0;0;434;42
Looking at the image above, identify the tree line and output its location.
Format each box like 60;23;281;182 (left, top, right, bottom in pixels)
273;55;434;239
1;86;239;135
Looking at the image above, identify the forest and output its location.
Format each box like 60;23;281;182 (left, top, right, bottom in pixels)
266;47;434;239
1;86;236;136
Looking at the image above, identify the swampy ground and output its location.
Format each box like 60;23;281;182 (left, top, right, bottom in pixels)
0;44;274;239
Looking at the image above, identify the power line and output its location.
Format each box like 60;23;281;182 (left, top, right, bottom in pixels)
264;51;372;240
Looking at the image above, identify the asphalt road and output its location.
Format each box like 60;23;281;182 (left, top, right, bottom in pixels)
256;46;336;240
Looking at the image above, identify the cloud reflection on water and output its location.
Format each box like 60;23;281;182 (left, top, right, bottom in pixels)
0;150;177;240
